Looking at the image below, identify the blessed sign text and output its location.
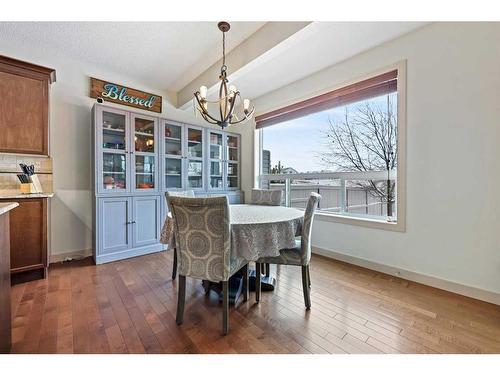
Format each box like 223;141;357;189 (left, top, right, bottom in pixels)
90;77;162;113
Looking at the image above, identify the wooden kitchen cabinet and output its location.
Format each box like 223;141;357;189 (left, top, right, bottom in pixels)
0;209;12;353
0;55;56;155
0;198;48;283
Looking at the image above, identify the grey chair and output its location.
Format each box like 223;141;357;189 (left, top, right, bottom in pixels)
251;188;283;206
255;192;321;310
169;195;249;335
166;190;195;280
250;188;283;276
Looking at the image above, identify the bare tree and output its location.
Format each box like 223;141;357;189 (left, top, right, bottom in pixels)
318;94;397;216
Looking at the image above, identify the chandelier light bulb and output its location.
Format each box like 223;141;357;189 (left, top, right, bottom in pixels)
243;99;250;111
199;86;208;99
229;85;237;94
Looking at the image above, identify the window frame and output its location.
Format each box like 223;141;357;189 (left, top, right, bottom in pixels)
256;61;407;232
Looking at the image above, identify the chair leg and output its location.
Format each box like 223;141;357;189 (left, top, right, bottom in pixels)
222;280;229;335
172;247;177;280
176;275;186;324
242;264;249;302
265;263;270;277
255;263;261;303
307;265;311;288
301;266;311;310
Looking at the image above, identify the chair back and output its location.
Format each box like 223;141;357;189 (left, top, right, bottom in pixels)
301;192;321;265
165;190;195;213
251;189;282;206
169;195;231;282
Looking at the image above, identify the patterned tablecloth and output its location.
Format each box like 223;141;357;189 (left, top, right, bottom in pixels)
161;204;303;261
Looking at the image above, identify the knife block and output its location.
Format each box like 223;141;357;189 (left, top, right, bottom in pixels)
19;175;43;194
30;174;43;193
20;183;36;194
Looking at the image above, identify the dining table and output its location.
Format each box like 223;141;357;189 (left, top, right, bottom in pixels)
160;203;304;302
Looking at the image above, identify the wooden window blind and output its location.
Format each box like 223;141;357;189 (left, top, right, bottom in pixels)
255;70;398;129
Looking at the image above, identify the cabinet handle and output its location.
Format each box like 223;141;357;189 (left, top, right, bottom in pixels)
126;221;132;225
132;221;136;224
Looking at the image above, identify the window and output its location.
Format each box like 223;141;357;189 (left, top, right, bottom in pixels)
257;67;405;230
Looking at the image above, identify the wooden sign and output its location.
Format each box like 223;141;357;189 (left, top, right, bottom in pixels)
90;77;162;113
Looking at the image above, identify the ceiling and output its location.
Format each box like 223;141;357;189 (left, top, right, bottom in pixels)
225;22;427;102
0;21;265;91
0;21;427;107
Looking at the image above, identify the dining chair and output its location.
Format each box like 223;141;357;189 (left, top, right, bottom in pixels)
255;192;321;310
165;190;195;280
250;188;283;206
250;188;283;276
169;195;249;335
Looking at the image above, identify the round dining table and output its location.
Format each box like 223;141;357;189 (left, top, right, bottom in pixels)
229;204;303;261
160;203;304;302
160;203;304;261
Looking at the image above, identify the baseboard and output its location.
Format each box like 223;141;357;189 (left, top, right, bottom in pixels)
312;246;500;306
94;243;163;265
50;249;92;264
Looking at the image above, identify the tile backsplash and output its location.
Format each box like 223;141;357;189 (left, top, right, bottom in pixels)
0;154;53;193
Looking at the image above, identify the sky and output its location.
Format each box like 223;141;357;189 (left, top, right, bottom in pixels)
262;93;396;173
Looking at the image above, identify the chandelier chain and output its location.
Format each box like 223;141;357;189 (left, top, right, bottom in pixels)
221;31;227;75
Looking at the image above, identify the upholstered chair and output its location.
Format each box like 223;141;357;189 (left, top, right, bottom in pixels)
169;195;249;335
250;189;283;276
250;188;283;206
165;190;195;280
255;192;321;309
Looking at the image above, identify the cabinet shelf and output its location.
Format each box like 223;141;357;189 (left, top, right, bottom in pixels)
165;137;181;142
135;131;154;137
103;171;125;174
103;127;125;133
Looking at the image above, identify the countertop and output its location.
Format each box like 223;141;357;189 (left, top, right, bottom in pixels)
0;202;19;215
0;191;54;199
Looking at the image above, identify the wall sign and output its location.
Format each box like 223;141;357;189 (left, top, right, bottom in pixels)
90;77;162;113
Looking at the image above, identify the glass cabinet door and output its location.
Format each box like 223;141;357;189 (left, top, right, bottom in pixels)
103;152;127;190
133;115;156;190
186;127;204;189
164;122;183;189
100;109;129;192
208;131;223;189
225;134;240;189
226;134;239;162
102;111;127;151
226;162;239;189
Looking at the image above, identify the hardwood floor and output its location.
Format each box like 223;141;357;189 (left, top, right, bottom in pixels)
9;251;500;354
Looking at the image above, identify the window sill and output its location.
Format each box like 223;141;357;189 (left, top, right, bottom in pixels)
315;211;406;232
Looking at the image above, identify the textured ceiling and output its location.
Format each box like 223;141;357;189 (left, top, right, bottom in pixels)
0;21;265;91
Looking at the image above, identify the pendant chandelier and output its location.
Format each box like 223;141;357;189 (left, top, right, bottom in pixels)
194;21;255;129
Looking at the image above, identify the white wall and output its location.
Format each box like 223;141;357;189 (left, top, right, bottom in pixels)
248;22;500;296
0;35;248;258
